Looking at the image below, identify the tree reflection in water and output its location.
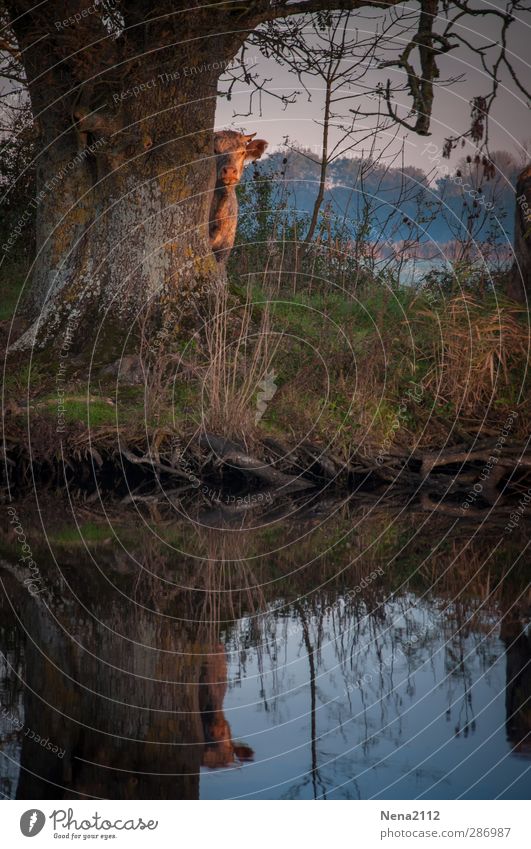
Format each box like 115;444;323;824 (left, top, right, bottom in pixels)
0;496;529;799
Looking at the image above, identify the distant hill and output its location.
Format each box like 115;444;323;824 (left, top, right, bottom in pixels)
244;147;519;251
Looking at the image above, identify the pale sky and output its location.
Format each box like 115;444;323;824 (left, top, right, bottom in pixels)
216;5;531;171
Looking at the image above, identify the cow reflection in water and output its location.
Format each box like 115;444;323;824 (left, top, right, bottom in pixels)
1;511;530;800
0;543;254;799
200;648;253;770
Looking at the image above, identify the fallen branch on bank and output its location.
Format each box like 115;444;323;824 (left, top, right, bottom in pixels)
199;433;315;493
421;444;531;476
2;424;531;510
119;447;191;480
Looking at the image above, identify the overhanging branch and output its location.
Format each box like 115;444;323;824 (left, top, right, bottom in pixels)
246;0;402;26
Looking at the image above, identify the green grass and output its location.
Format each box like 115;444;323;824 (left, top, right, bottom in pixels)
50;521;113;545
42;397;117;427
2;254;528;449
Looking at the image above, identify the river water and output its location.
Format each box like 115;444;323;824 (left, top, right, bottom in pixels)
1;495;529;799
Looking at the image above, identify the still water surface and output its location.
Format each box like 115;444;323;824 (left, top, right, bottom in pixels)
1;497;529;799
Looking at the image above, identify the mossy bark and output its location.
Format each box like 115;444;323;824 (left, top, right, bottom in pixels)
7;2;234;360
13;86;222;358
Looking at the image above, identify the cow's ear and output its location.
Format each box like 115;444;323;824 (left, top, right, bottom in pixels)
245;139;268;161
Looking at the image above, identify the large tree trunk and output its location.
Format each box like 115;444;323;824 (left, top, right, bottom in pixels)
507;163;531;303
1;536;255;798
8;1;234;358
6;0;410;359
15;85;221;357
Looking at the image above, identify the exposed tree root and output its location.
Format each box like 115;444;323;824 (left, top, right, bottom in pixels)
199;433;314;493
2;424;531;517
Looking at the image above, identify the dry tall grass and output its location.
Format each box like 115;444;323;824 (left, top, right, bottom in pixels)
201;283;282;442
420;294;529;419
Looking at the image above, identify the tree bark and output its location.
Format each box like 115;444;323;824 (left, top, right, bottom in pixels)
13;79;222;356
303;74;332;248
507;163;531;303
7;1;232;357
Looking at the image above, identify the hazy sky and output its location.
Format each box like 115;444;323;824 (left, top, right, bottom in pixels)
216;4;531;171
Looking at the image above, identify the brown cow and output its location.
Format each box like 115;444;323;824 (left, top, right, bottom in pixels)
209;130;268;264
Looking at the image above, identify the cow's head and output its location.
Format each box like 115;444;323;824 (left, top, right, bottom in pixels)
213;130;268;187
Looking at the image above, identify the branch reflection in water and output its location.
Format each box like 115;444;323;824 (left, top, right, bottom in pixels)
0;493;529;799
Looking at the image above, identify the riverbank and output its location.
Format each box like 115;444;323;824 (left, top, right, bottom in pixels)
2;274;530;507
3;412;531;531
